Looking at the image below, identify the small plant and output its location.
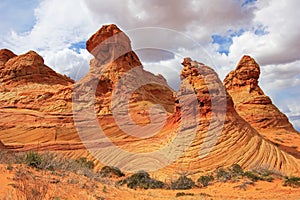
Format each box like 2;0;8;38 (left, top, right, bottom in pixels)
175;192;194;197
283;176;300;188
103;185;107;193
243;171;262;182
99;166;124;178
118;171;165;190
7;163;13;171
230;164;244;176
216;168;231;182
243;167;275;182
75;157;94;169
25;151;42;168
197;175;214;187
14;169;49;200
234;180;254;191
171;175;195;190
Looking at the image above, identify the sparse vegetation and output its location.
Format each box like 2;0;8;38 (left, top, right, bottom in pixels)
14;169;49;200
99;166;124;178
244;167;275;182
117;170;165;190
234;180;254;190
230;164;244;177
6;163;13;171
1;151;300;199
75;157;94;170
197;175;214;187
243;171;262;182
216;168;231;182
283;176;300;188
25;151;42;168
171;175;195;190
175;192;194;197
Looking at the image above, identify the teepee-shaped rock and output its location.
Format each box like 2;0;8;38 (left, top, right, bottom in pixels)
224;55;300;158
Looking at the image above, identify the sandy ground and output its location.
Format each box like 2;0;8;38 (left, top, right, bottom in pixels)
0;165;299;200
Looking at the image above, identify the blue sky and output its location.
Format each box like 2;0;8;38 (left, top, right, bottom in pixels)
0;0;300;131
0;0;39;34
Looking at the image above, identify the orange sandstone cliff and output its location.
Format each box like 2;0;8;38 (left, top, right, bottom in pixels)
224;55;300;158
0;25;299;178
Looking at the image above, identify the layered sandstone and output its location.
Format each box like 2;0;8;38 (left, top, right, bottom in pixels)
224;55;300;158
0;25;299;178
0;50;77;144
154;58;300;179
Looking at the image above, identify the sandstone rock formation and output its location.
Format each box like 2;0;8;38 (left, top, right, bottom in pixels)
0;49;16;66
0;24;299;179
0;50;73;86
155;57;300;179
224;55;300;158
0;50;77;144
76;24;175;118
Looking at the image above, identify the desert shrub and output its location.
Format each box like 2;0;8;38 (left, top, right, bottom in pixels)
283;176;300;188
230;164;244;176
175;192;194;197
243;167;275;182
25;152;42;168
243;171;262;182
233;180;254;191
216;168;231;182
38;152;60;171
14;169;49;200
99;166;124;178
197;175;214;187
171;175;195;190
7;163;13;171
118;171;165;190
75;157;94;170
254;167;272;177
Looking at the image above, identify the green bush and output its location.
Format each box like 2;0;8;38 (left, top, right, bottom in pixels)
243;168;274;182
216;168;231;182
197;175;214;187
118;171;165;190
283;176;300;188
25;151;42;168
7;163;13;171
230;164;244;176
254;167;272;177
75;157;94;170
243;171;262;182
99;166;124;178
171;175;195;190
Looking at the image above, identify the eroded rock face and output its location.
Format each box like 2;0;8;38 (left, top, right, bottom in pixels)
76;24;175;117
0;25;300;178
86;24;132;64
224;55;300;157
0;50;74;113
161;57;300;178
0;50;74;86
0;49;16;66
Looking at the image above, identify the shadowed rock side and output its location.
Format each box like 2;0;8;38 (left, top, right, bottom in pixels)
224;55;300;158
0;140;5;150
